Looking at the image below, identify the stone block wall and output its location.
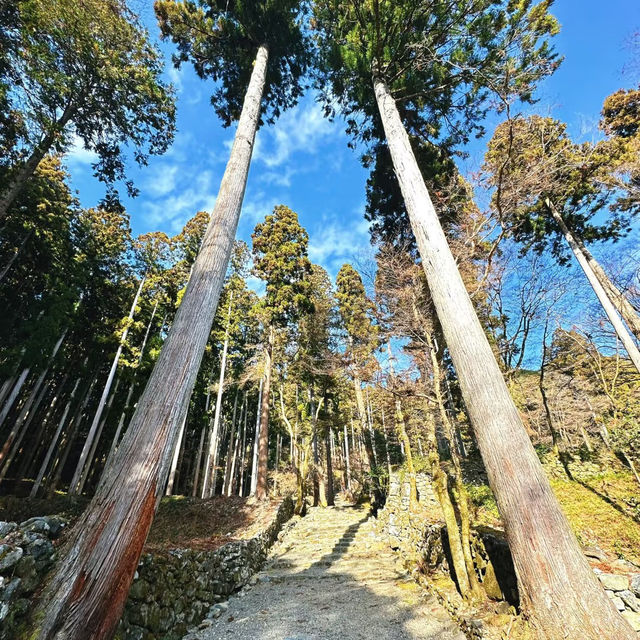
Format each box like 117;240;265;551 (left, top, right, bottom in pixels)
0;497;294;640
116;496;294;640
0;515;68;640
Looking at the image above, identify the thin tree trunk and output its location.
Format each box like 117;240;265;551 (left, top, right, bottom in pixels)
256;325;274;500
0;375;51;482
223;391;240;496
238;393;249;496
354;378;382;506
0;229;32;282
546;199;640;372
250;378;263;495
0;367;30;430
35;44;269;640
373;76;635;639
69;277;145;495
202;293;233;498
49;377;97;494
31;378;81;498
166;416;187;496
395;400;417;504
0;101;76;220
574;229;640;340
0;328;66;469
325;426;334;506
343;423;351;492
74;377;122;495
192;425;206;497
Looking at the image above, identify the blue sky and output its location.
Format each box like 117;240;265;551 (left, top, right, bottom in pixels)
66;0;640;297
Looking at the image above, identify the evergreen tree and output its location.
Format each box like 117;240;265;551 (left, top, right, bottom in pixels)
313;1;635;637
33;2;309;637
0;0;175;218
251;204;312;499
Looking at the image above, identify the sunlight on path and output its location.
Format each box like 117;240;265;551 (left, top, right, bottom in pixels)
187;503;465;640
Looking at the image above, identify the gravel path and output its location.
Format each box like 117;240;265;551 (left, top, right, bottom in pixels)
186;503;465;640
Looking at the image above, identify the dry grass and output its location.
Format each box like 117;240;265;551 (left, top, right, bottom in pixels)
144;495;281;553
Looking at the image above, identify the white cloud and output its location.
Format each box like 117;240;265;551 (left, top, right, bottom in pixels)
253;102;337;169
66;135;98;165
142;170;216;232
144;163;180;198
307;209;371;279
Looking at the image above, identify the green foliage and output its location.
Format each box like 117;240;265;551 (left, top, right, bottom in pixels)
155;0;309;126
312;0;560;148
2;0;175;196
483;115;635;263
252;204;313;329
336;263;379;372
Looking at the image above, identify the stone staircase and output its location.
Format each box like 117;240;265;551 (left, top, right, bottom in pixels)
187;501;465;639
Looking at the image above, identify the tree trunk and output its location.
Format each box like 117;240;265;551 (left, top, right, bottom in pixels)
325;427;334;506
192;425;206;497
0;229;32;283
250;378;263;495
69;278;145;495
373;76;635;639
0;328;66;471
256;326;274;500
0;367;31;430
395;400;417;504
0;102;76;220
31;378;81;498
202;294;233;498
223;391;240;496
546;199;640;372
343;423;351;492
354;378;382;506
238;393;249;496
166;416;187;496
34;44;269;640
573;230;640;340
49;377;97;494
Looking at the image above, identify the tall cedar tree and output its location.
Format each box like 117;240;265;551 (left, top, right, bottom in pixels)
484;115;640;369
33;2;308;638
252;205;313;499
313;1;636;637
335;264;382;506
0;0;175;218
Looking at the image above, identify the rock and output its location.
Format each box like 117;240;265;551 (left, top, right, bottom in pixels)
198;619;213;629
1;578;22;602
611;596;626;611
25;536;54;563
0;522;17;539
0;602;8;622
619;590;640;612
19;517;50;535
583;546;608;562
0;544;23;571
621;610;640;632
481;562;503;600
128;578;150;601
631;574;640;598
597;572;629;591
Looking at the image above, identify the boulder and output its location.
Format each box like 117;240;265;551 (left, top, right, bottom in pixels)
597;572;629;592
0;545;23;572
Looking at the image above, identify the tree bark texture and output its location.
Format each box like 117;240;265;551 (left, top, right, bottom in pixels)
69;278;145;495
256;326;274;500
373;76;635;639
35;45;269;640
546;199;640;372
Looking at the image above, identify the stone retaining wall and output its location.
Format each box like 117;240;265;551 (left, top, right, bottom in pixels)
377;472;640;634
116;496;294;640
0;515;68;640
0;497;294;640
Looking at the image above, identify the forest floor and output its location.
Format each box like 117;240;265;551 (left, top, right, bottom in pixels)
466;453;640;566
0;493;281;553
187;501;465;640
